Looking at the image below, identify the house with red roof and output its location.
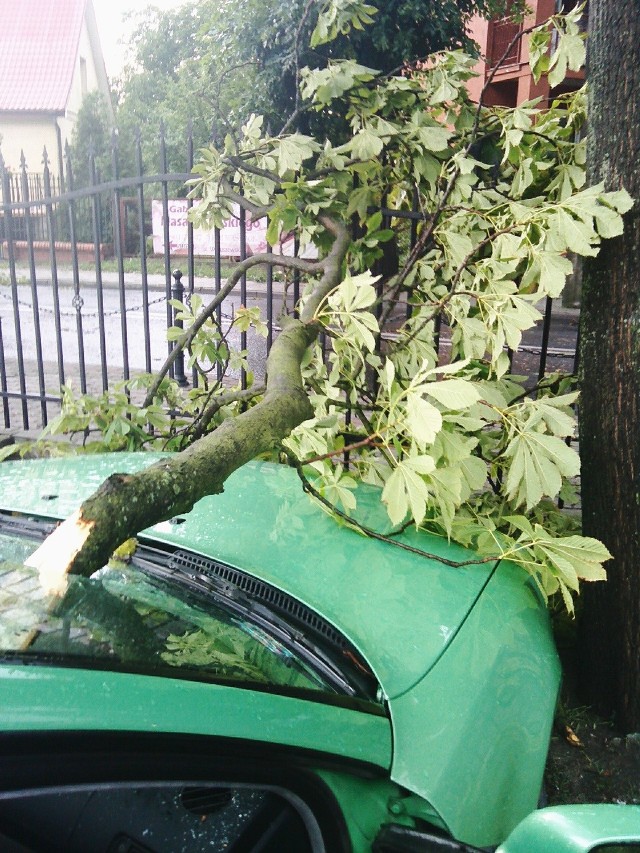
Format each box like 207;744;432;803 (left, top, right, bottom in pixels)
0;0;112;181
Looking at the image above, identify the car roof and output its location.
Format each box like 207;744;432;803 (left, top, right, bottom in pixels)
0;453;497;700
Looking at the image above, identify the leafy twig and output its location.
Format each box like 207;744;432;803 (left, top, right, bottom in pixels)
290;458;500;567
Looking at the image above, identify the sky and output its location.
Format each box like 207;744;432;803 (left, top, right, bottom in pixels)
93;0;189;78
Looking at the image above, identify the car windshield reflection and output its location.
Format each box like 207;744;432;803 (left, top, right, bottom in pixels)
0;517;378;703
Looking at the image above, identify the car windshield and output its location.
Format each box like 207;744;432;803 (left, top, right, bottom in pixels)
0;514;377;702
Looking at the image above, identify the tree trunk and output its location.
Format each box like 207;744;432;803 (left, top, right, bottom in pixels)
578;0;640;731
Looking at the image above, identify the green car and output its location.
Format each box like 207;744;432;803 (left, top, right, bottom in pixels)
0;454;637;853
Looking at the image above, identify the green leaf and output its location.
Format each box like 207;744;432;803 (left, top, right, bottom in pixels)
301;60;377;103
504;431;580;509
382;455;434;525
0;443;19;462
533;395;578;437
275;134;318;176
459;455;487;495
311;0;378;47
529;29;551;83
351;127;385;160
548;33;585;88
166;326;185;342
382;358;395;392
522;252;574;299
405;394;443;448
429;466;463;533
416;125;451;152
555;209;599;256
603;188;634;215
347;186;376;221
533;529;610;586
441;231;473;267
593;204;625;239
348;314;378;351
504;515;535;537
424;379;481;410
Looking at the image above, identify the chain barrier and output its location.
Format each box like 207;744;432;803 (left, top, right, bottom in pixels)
0;287;166;318
0;288;235;323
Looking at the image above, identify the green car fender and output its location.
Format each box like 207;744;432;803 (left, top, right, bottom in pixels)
387;559;561;848
316;770;419;853
498;804;640;853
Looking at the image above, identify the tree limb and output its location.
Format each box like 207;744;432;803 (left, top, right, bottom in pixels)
290;460;499;567
28;216;351;592
143;251;325;406
219;177;270;219
187;384;266;443
223;156;283;186
28;319;315;589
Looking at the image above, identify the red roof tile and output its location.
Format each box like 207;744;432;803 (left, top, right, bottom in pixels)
0;0;86;112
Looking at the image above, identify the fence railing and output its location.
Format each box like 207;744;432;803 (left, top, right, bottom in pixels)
0;130;579;437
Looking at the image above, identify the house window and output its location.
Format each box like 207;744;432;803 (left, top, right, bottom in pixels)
80;57;88;97
487;1;522;68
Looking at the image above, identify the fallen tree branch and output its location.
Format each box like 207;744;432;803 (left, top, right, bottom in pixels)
28;216;350;592
290;460;499;567
28;319;315;589
143;251;325;407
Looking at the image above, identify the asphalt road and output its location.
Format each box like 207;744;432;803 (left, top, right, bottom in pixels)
0;282;272;384
0;276;579;435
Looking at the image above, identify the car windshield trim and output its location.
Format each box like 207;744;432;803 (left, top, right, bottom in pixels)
0;651;386;715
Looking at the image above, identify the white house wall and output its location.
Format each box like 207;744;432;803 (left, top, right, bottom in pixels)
1;1;112;185
0;113;60;178
63;17;103;125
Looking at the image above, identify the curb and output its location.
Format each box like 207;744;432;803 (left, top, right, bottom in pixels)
0;265;287;298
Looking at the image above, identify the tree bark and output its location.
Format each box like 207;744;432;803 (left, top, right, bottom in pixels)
578;0;640;731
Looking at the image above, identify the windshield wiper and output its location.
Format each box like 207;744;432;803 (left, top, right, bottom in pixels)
0;513;379;702
130;544;379;701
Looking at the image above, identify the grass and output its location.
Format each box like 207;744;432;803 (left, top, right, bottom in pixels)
78;257;235;278
0;256;284;283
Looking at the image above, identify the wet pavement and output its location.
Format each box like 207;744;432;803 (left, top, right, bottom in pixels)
0;265;580;441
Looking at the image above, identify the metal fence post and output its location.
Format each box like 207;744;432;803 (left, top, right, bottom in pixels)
171;269;188;387
0;149;29;427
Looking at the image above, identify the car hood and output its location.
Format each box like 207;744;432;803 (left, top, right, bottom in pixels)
0;453;496;700
0;453;561;847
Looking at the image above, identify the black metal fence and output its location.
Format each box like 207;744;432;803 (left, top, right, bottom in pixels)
0;131;579;436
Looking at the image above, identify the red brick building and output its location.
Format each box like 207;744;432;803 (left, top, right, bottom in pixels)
466;0;586;107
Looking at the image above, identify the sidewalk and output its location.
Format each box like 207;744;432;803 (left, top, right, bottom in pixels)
0;263;286;298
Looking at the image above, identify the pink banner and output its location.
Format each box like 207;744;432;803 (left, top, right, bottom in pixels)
152;199;272;257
